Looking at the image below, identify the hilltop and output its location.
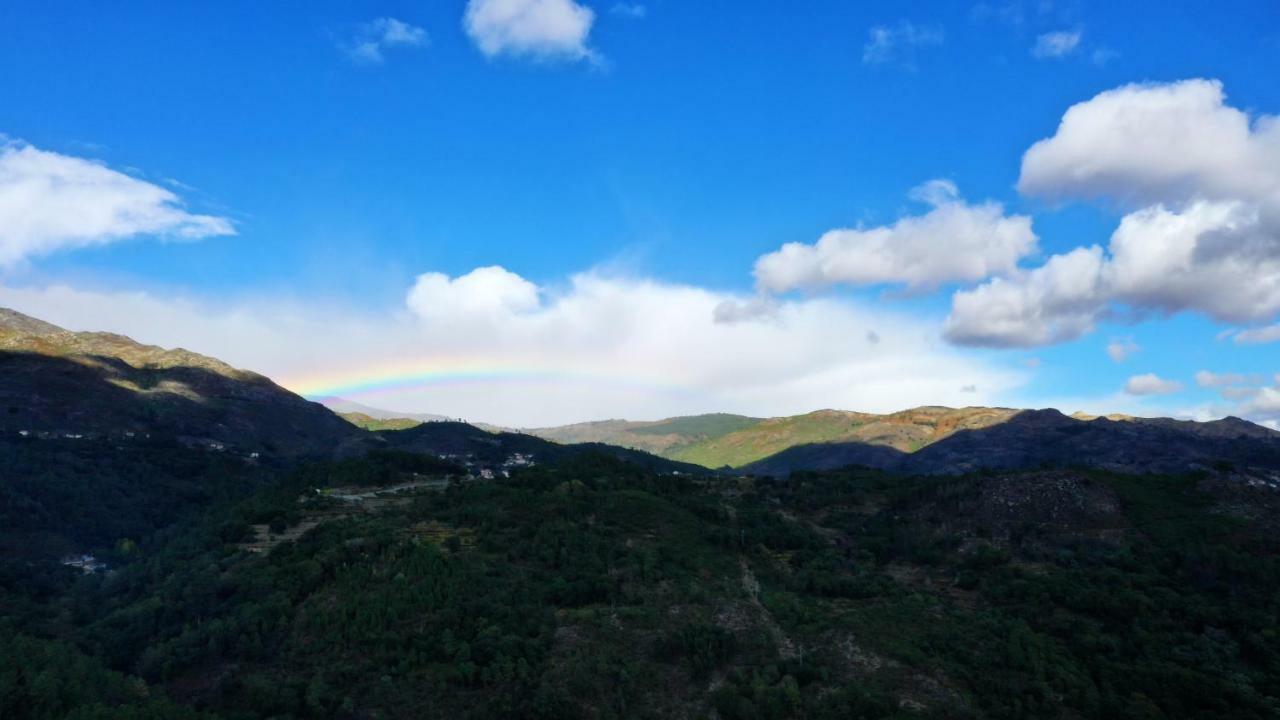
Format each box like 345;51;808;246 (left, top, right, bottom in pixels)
0;308;362;458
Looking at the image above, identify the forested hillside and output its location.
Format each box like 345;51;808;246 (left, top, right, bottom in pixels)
3;448;1277;719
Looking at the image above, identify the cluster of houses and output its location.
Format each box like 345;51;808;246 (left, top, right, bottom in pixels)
11;429;263;461
15;430;87;440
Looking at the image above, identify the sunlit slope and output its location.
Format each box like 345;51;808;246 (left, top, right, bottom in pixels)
528;407;1019;469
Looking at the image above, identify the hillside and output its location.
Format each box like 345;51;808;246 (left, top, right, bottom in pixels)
338;411;424;431
0;308;363;458
528;413;764;457
380;420;711;476
526;407;1020;468
5;453;1278;719
744;408;1280;477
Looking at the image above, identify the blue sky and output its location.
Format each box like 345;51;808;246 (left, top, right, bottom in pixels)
1;1;1278;426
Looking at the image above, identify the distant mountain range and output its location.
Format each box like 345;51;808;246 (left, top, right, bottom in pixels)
314;396;452;424
526;406;1021;468
6;306;1280;480
341;402;1280;477
0;308;705;475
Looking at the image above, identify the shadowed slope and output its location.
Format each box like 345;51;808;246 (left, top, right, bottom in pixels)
0;308;362;457
744;409;1280;476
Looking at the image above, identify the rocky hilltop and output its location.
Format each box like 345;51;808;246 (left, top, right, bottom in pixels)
0;308;363;457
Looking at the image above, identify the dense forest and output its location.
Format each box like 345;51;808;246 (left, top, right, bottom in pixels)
2;443;1279;719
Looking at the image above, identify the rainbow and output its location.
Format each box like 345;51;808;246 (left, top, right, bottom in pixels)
283;355;690;400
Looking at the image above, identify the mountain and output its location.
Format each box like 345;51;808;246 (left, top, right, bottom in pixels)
527;413;764;459
379;420;711;476
526;406;1021;468
0;308;711;560
314;395;451;424
743;408;1280;477
0;308;363;457
527;406;1280;477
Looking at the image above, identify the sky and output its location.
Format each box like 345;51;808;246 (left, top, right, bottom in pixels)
1;0;1279;427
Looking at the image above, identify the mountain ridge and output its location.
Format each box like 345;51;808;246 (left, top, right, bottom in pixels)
0;307;363;458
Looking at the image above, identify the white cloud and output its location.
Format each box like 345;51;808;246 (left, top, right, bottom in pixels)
862;21;943;66
1106;337;1138;362
1031;29;1082;58
1124;373;1183;396
1018;79;1280;206
754;180;1036;294
0;268;1026;427
406;266;540;322
948;80;1280;347
943;246;1105;347
464;0;596;61
343;17;428;64
0;141;233;267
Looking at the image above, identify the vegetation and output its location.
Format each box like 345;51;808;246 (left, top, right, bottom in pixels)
337;412;423;431
2;444;1277;719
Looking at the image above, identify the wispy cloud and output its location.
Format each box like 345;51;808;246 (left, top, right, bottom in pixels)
1124;373;1183;396
342;17;428;64
610;3;646;19
1106;337;1139;362
1091;47;1119;66
1032;29;1082;59
862;21;944;67
1231;323;1280;344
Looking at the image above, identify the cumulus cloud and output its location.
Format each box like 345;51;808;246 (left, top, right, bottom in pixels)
754;180;1036;294
342;17;428;64
1031;29;1082;58
464;0;596;61
862;21;943;66
947;79;1280;347
0;141;233;267
0;268;1025;427
1106;337;1139;362
406;266;540;322
943;246;1105;347
1018;79;1280;206
1124;373;1183;396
